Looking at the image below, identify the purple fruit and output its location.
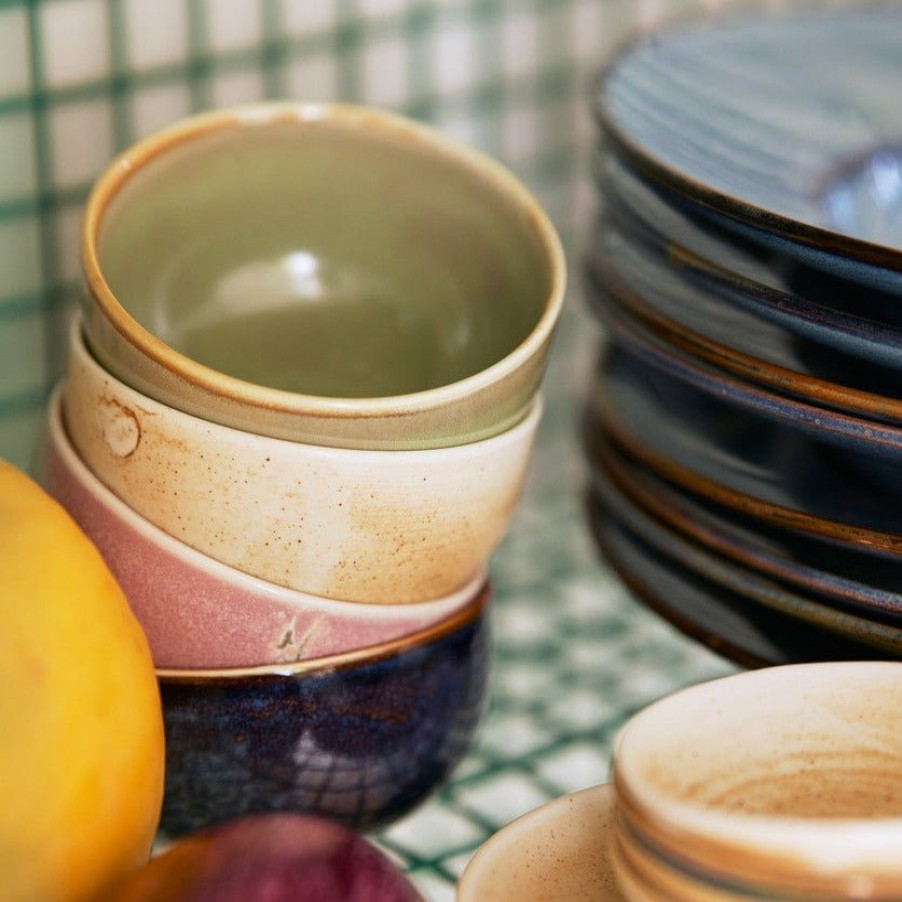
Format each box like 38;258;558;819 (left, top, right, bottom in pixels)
109;813;426;902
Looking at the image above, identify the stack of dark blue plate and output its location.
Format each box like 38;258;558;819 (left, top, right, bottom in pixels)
584;3;902;667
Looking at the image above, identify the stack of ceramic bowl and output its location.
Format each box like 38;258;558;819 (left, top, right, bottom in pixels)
36;103;565;835
582;4;902;668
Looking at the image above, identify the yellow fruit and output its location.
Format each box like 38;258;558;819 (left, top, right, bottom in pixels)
0;460;165;902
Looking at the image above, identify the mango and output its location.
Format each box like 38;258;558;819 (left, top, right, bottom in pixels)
0;460;165;902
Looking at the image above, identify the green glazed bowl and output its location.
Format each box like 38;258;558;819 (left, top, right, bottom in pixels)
80;103;565;450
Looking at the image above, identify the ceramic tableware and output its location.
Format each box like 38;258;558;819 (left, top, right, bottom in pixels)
81;102;565;451
457;784;623;902
589;459;902;656
158;582;490;838
588;218;902;419
597;5;902;293
64;319;541;604
594;150;902;369
588;274;902;464
589;504;873;669
584;347;902;555
584;339;902;553
36;385;487;669
611;662;902;900
598;442;902;621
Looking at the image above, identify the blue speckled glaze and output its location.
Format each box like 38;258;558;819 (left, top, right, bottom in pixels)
597;4;902;288
158;588;490;838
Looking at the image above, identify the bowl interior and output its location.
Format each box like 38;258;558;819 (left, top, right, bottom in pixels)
96;116;553;399
618;663;902;821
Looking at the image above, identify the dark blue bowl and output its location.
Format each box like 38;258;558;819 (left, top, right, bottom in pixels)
157;583;490;837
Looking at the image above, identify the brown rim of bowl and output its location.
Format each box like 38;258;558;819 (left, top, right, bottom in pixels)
592;4;902;274
156;578;490;683
82;102;566;420
585;238;902;425
584;371;902;557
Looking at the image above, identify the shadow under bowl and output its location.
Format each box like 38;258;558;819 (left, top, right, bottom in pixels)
156;581;491;838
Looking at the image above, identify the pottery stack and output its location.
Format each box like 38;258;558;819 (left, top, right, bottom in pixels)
37;103;565;836
583;4;902;668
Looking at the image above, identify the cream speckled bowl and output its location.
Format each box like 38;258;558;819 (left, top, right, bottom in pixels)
612;662;902;901
80;102;565;451
38;385;489;669
64;319;540;604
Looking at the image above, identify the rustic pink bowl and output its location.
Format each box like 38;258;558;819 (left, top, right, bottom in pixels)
36;385;487;670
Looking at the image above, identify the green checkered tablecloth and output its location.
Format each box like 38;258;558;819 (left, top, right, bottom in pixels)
0;0;780;897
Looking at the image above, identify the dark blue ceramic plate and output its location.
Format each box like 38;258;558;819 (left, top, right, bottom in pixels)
597;5;902;290
584;346;902;555
589;277;902;463
157;583;490;837
588;501;891;669
590;450;902;658
596;441;902;622
588;211;902;419
593;150;902;363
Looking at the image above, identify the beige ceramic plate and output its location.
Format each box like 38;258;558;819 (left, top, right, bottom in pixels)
456;783;623;901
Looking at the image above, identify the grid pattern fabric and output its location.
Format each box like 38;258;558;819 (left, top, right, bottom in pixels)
0;0;850;899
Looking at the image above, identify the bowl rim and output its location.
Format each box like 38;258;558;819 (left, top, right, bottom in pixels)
81;101;566;420
156;579;489;683
612;663;902;875
68;314;545;463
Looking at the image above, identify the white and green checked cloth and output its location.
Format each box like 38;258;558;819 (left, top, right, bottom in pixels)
6;0;849;897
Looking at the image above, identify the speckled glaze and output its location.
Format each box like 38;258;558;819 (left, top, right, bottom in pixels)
157;585;490;837
37;386;487;669
81;103;565;451
64;320;540;604
457;784;624;902
597;6;902;291
611;663;902;900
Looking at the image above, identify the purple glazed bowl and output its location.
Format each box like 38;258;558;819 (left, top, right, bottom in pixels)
157;582;491;837
35;385;487;669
